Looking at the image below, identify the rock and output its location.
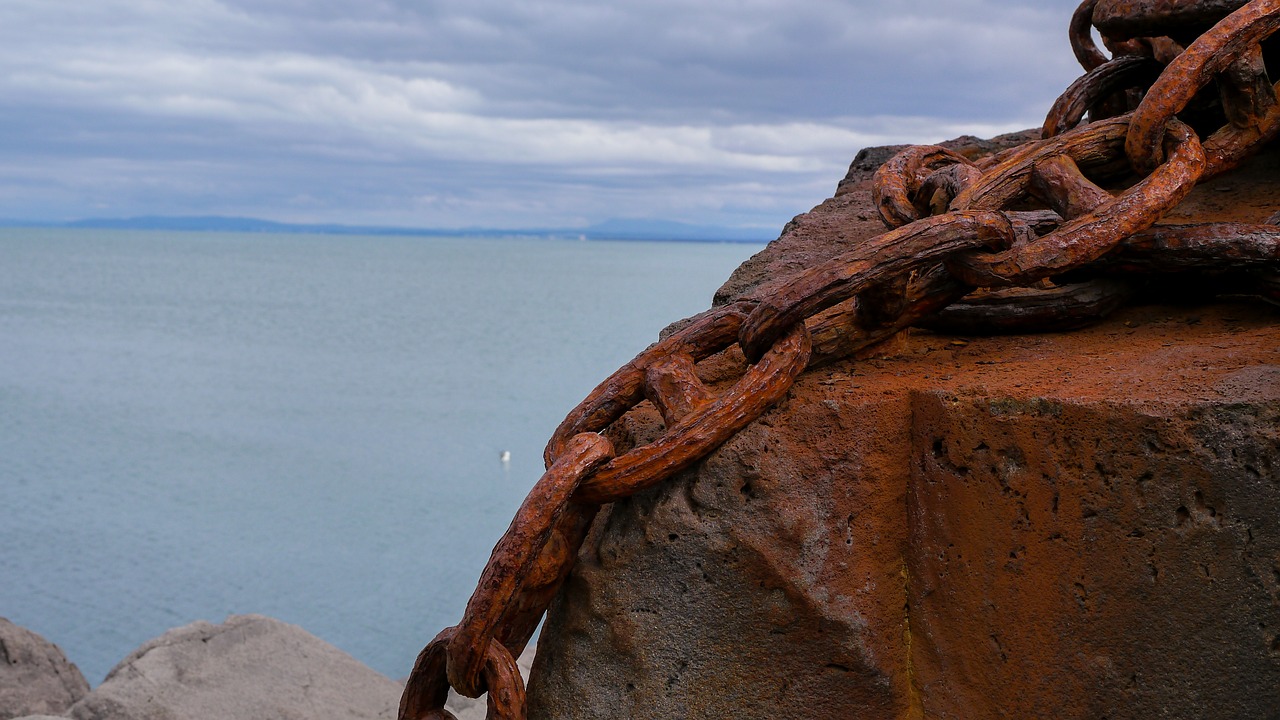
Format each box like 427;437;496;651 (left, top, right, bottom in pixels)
526;139;1280;718
530;303;1280;719
0;618;89;719
68;615;400;720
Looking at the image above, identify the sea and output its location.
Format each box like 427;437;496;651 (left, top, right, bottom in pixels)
0;227;765;684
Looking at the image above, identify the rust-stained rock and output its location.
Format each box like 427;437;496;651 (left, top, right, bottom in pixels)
526;139;1279;719
529;302;1279;720
0;618;89;720
909;361;1279;718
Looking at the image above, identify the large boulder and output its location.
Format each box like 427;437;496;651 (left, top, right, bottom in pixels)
68;615;400;720
526;140;1280;718
0;618;89;719
529;304;1280;720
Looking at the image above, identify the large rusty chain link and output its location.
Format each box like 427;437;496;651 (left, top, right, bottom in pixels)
401;2;1280;717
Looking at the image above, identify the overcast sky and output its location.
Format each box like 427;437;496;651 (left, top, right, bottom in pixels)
0;0;1089;231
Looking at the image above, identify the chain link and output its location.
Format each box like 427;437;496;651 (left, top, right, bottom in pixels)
401;2;1280;717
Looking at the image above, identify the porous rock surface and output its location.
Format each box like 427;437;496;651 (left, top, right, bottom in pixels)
527;140;1280;718
67;615;401;720
0;618;89;719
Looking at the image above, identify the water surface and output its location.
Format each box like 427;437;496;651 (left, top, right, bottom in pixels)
0;228;763;682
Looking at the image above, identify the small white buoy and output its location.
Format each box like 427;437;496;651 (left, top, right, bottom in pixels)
500;450;511;464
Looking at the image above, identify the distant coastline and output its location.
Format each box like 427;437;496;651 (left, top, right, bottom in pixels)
0;215;772;244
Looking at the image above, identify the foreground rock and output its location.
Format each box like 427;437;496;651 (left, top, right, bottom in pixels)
67;615;400;720
527;141;1280;718
0;618;89;719
530;310;1280;720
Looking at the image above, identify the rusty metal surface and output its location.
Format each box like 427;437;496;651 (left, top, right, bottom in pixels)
872;145;975;228
953;118;1208;286
1095;0;1251;39
400;3;1279;717
738;211;1020;359
401;627;525;720
919;279;1136;334
1125;0;1280;173
1042;55;1163;138
446;433;612;697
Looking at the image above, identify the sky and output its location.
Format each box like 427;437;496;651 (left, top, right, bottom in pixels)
0;0;1091;231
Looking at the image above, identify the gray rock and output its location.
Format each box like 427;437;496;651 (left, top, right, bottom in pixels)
0;617;89;719
68;614;399;720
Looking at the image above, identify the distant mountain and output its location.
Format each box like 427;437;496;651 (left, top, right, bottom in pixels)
66;216;301;232
60;215;487;237
7;215;773;243
584;218;772;242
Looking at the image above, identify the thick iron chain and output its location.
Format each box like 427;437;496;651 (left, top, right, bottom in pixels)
401;2;1280;718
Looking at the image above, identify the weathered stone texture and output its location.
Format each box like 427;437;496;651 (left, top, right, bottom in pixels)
531;382;919;719
68;615;401;720
0;618;89;719
909;390;1280;718
528;137;1280;719
530;302;1279;719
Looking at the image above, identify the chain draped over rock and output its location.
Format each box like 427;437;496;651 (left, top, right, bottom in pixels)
401;2;1280;717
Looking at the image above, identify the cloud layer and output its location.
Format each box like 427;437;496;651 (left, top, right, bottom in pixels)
0;0;1088;230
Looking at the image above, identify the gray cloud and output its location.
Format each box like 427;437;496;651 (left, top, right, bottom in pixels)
0;0;1088;229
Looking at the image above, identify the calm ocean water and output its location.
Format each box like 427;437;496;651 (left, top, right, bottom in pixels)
0;228;764;683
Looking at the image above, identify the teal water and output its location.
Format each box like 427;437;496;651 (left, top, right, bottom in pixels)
0;228;764;683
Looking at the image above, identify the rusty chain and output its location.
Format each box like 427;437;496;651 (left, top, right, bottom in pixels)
401;2;1280;717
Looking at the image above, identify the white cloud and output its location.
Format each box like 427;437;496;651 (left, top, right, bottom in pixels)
8;50;481;119
0;0;1090;227
1;41;1035;177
